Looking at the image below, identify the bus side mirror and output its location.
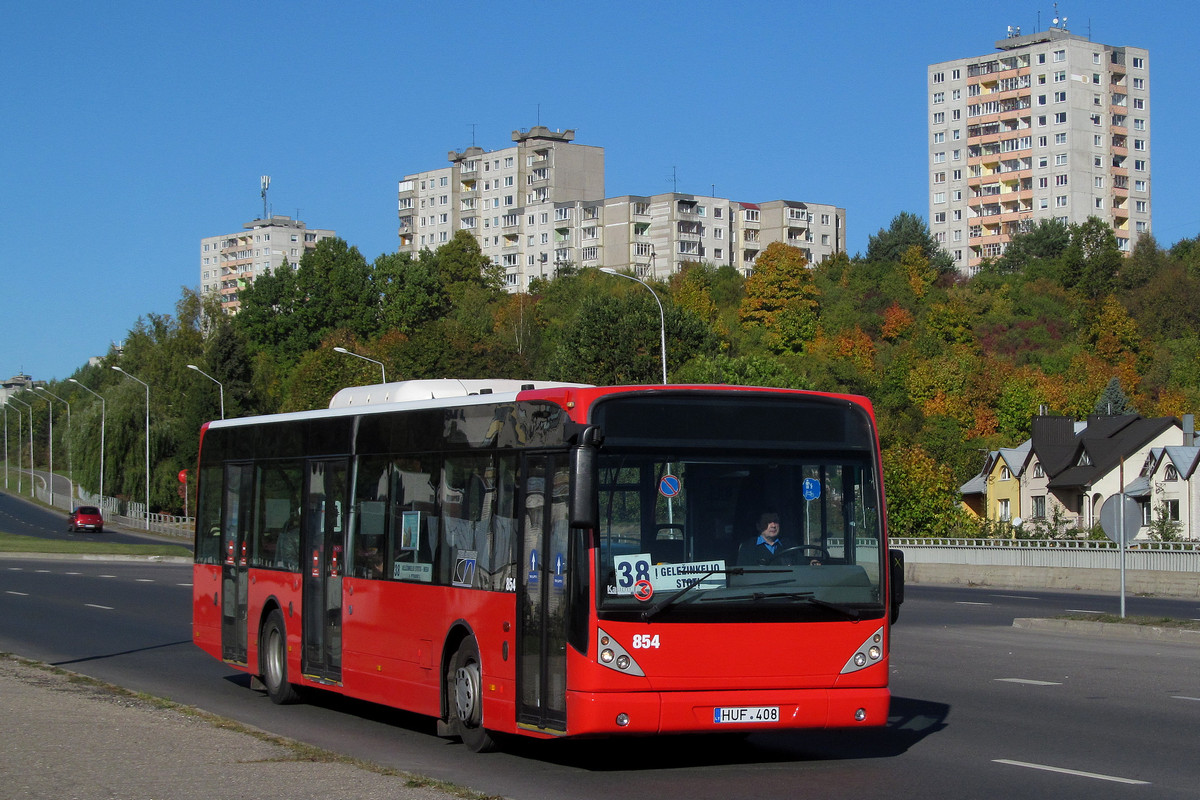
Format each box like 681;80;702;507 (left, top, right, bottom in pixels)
569;426;602;530
889;549;905;624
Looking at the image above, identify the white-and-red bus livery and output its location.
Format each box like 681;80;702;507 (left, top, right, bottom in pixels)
192;380;904;751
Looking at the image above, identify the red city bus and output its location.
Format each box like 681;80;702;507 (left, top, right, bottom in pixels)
192;380;903;751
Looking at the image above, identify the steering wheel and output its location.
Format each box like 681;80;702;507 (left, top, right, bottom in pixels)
768;545;830;565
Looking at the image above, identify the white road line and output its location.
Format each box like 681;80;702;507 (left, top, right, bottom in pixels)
135;579;154;583
5;591;29;596
98;575;116;579
1171;696;1200;702
35;569;51;573
65;572;81;575
177;583;193;587
955;601;992;606
84;603;113;610
7;567;23;571
996;678;1062;686
991;594;1038;600
994;759;1150;785
1065;609;1105;614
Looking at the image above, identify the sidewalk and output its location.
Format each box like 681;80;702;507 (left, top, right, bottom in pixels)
0;656;471;800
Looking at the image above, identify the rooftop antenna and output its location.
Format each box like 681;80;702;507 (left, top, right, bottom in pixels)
1052;2;1067;29
260;175;270;220
470;123;476;147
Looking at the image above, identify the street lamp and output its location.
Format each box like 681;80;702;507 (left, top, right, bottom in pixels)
2;400;8;490
68;379;105;504
599;268;669;384
112;366;151;530
333;346;387;384
186;364;225;420
8;395;33;497
36;386;72;509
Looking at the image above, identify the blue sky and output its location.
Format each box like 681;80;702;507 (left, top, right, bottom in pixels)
3;0;1197;381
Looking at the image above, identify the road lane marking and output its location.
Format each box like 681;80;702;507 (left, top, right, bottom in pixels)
35;569;51;573
5;591;29;596
6;567;22;571
994;759;1149;785
955;601;992;606
1065;609;1104;614
1171;696;1200;702
98;575;117;579
65;572;81;575
177;583;193;587
84;603;113;610
991;594;1038;600
135;579;154;583
996;678;1062;686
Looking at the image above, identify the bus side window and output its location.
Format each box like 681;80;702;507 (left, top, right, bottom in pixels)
254;461;302;571
442;454;494;589
490;455;519;591
390;455;438;583
353;457;391;579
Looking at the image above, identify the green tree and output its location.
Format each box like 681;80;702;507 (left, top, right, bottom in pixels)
865;211;954;273
1062;217;1122;301
1093;376;1135;415
881;444;965;537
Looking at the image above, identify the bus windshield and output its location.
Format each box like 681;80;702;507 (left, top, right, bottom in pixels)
595;452;885;620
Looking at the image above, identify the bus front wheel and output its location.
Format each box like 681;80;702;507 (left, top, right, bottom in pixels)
261;609;300;705
447;636;497;752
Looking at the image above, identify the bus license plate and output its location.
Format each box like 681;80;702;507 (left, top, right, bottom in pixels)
714;706;779;724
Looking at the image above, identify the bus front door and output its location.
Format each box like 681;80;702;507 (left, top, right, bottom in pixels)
517;455;571;733
220;462;254;664
301;458;348;683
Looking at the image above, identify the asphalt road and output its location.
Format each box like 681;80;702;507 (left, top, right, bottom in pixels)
3;489;1200;799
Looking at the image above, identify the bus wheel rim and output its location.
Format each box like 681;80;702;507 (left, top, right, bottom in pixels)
455;662;482;726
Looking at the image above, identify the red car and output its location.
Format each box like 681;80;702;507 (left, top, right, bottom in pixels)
67;506;104;533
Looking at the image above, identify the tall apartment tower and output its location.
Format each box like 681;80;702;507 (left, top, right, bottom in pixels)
200;216;336;313
928;25;1150;273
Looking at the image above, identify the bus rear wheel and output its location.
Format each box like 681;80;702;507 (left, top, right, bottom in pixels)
262;609;300;705
448;636;497;752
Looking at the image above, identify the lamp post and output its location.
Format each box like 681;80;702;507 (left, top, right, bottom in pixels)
36;387;72;509
68;379;105;504
112;366;151;530
186;364;225;419
3;401;8;490
333;346;387;384
599;268;669;384
8;395;33;497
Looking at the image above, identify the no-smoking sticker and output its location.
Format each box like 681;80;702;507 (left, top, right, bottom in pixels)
633;579;654;601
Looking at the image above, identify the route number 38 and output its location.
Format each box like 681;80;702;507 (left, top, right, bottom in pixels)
631;634;660;649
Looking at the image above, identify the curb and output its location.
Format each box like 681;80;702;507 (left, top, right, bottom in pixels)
1013;617;1200;645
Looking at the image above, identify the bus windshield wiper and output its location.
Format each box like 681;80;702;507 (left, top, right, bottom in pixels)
638;568;789;621
709;591;862;620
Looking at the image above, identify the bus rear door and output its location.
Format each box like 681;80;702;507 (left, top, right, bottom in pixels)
220;462;254;664
301;458;349;683
517;454;571;733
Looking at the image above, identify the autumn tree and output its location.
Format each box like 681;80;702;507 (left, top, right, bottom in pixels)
738;243;820;354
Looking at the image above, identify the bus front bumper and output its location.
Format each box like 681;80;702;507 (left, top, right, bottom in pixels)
566;687;890;736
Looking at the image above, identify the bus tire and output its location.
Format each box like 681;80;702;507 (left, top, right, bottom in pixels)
448;636;497;752
261;609;300;705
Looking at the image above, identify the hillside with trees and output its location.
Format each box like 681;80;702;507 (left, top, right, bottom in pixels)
30;216;1200;535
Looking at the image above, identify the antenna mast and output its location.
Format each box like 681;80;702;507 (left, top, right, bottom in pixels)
260;175;270;220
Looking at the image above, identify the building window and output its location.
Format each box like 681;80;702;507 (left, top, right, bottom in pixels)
933;92;945;104
1054;112;1067;124
933;112;945;124
932;71;944;83
1053;49;1065;62
1132;57;1145;69
1000;466;1011;481
1165;499;1180;521
998;498;1011;521
1032;496;1046;519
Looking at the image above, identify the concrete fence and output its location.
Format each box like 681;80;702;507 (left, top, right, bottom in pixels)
891;538;1200;598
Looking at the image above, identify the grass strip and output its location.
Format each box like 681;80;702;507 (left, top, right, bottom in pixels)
1060;613;1200;630
0;530;190;557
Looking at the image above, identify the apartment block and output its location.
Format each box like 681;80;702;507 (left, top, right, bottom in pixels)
201;216;336;313
928;25;1150;273
398;127;846;289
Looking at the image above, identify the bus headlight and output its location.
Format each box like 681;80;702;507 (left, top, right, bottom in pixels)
840;626;886;674
595;628;646;676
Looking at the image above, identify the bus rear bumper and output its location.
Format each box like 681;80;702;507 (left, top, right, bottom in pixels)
566;687;890;736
